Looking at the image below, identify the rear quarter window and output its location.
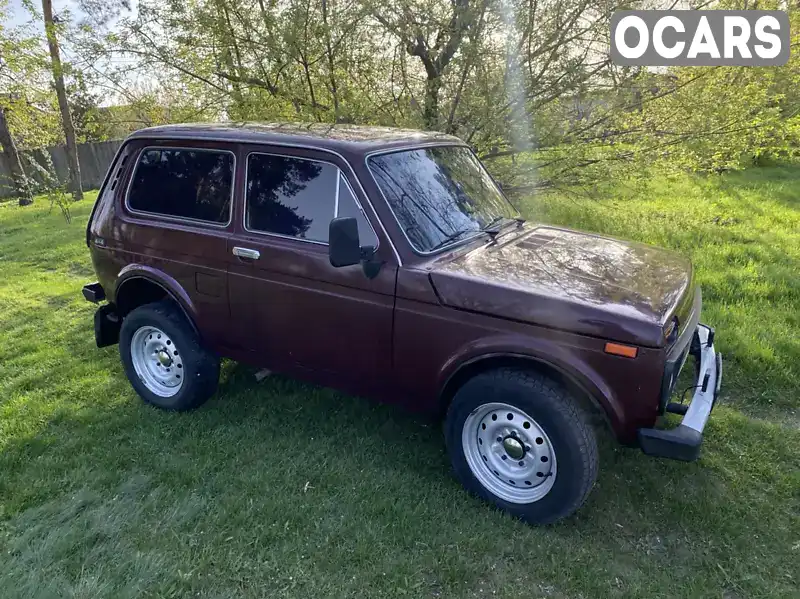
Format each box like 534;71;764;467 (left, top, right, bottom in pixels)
127;148;234;224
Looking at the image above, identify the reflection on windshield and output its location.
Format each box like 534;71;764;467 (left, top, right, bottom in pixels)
368;146;518;252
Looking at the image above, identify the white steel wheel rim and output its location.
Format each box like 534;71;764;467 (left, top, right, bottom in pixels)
462;402;557;504
130;326;184;398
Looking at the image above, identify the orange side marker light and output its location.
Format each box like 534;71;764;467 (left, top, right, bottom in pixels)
604;342;638;358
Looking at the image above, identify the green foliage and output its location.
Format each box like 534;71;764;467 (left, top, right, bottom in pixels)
0;5;63;147
66;72;117;143
6;0;800;190
510;2;800;184
0;0;121;148
17;150;73;219
45;183;71;222
101;0;621;148
609;62;800;174
86;0;800;189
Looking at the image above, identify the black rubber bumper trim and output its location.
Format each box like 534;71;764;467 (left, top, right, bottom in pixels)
638;424;703;462
82;282;106;303
94;304;121;348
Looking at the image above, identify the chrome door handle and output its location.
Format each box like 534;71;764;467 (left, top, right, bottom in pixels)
232;246;260;260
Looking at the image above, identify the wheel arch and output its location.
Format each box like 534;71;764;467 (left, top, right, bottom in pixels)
114;268;199;336
438;353;617;436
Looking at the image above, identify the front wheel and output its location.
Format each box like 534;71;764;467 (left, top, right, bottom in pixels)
445;368;598;524
120;300;219;411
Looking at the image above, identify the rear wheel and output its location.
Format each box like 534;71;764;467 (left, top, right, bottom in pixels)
120;301;219;411
445;368;598;524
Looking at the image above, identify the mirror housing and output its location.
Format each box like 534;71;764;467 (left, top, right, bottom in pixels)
329;217;361;267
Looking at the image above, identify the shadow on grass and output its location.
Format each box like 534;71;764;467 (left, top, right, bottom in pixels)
0;356;740;524
2;353;798;598
719;164;800;208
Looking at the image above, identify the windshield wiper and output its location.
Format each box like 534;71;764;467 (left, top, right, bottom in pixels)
426;217;526;253
481;216;524;237
426;229;478;252
480;216;506;232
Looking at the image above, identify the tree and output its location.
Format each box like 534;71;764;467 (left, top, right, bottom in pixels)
106;0;619;138
81;0;799;191
0;2;56;204
41;0;82;200
0;102;32;205
370;0;487;130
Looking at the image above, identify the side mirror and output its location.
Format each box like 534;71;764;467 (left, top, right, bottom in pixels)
329;217;361;267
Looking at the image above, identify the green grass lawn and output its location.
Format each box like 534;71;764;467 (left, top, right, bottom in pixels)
1;166;799;598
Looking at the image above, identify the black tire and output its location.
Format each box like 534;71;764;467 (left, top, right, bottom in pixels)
120;300;219;411
445;368;599;525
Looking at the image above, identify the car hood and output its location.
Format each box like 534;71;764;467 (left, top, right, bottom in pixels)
428;225;693;347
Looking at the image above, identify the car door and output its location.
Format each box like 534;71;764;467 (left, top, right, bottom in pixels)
227;144;397;398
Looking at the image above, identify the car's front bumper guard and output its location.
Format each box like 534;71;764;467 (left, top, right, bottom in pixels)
639;324;722;461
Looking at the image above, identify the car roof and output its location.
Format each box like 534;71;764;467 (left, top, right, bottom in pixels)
127;122;465;156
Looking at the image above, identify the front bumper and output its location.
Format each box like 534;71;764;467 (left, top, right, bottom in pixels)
638;324;722;461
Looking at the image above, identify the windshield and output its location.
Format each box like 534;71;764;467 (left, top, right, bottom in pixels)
367;146;519;253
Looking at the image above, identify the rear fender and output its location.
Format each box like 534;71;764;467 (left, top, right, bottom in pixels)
114;265;199;336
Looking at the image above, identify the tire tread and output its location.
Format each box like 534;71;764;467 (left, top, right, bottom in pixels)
496;368;598;521
120;300;219;411
446;367;599;524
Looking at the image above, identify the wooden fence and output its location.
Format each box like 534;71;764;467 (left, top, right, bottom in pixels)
0;139;122;199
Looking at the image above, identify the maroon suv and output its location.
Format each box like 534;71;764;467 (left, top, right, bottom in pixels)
83;123;722;524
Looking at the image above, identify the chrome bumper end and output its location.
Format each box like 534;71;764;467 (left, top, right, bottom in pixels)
639;324;722;461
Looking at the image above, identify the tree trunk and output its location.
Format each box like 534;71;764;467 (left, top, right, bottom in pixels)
423;76;441;130
380;0;475;130
0;105;33;206
321;0;340;120
42;0;82;200
217;0;245;117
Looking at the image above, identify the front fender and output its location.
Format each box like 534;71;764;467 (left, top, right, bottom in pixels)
437;333;626;433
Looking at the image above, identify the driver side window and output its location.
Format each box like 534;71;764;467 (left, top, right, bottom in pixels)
245;153;378;247
246;153;336;242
